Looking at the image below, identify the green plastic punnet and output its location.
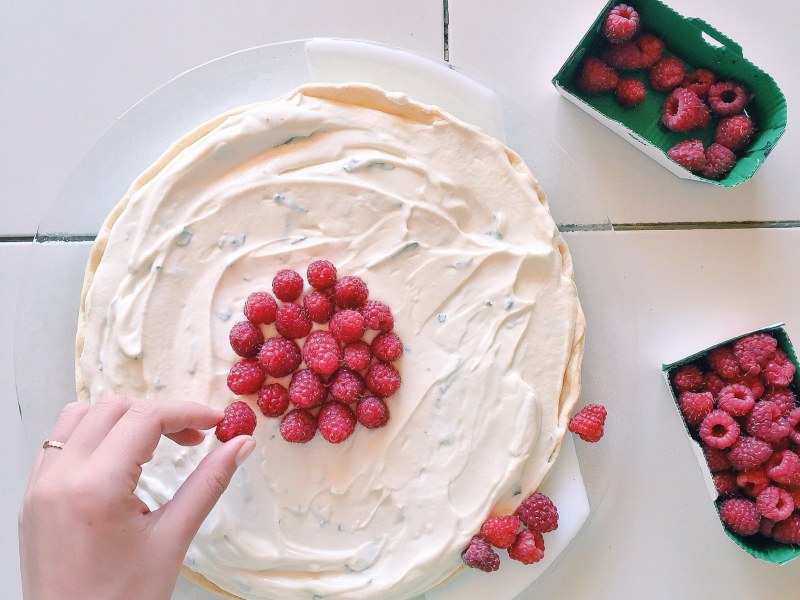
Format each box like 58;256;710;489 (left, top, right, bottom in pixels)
552;0;787;187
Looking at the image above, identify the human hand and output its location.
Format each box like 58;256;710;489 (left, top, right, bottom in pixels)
19;396;255;600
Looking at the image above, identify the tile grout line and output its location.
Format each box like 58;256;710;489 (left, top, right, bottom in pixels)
442;0;449;62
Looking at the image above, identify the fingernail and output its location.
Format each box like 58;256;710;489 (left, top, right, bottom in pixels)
235;438;256;466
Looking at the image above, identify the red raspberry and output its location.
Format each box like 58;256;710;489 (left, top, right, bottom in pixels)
279;408;317;443
257;383;290;418
699;410;740;449
258;336;301;377
306;259;337;290
767;449;800;486
215;400;257;442
479;515;520;549
636;34;664;68
318;401;357;444
760;518;776;537
603;3;640;43
361;300;394;332
288;369;327;409
681;69;716;100
333;275;369;309
568;404;607;442
303;290;335;324
302;330;341;378
372;332;404;363
701;143;737;180
708;345;742;379
575;58;619;94
717;384;755;417
603;42;644;71
365;362;401;398
515;492;558;533
713;471;738;497
715;115;754;152
719;497;761;536
329;309;366;344
787;408;800;444
727;436;773;470
678;391;713;428
704;445;732;473
729;374;765;400
229;320;264;358
756;486;794;522
329;368;366;403
661;88;710;132
343;340;372;372
275;303;313;339
356;396;390;429
650;56;686;93
272;269;304;302
244;291;277;325
773;512;800;543
708;81;750;117
672;363;705;392
461;536;500;572
667;139;706;172
507;528;545;565
703;372;726;396
747;401;790;443
227;359;266;395
763;349;796;387
615;79;646;108
765;387;797;417
737;469;770;498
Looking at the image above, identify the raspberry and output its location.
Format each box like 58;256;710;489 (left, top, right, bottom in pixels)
713;471;738;497
615;79;646;108
288;369;327;409
279;408;317;443
772;512;800;543
365;362;401;398
765;387;797;417
356;396;390;429
568;404;607;442
708;345;742;379
258;336;302;377
329;309;366;344
318;401;357;444
760;518;776;537
717;384;755;417
227;359;266;395
737;469;770;498
461;536;500;572
257;383;290;418
703;372;726;396
729;374;765;401
767;449;800;486
681;69;716;100
727;436;773;470
229;320;264;358
672;363;705;392
678;391;714;428
603;3;639;43
329;368;366;403
361;300;394;332
661;88;710;132
747;401;790;443
306;259;337;290
763;349;796;387
704;445;732;473
787;408;800;444
275;303;313;339
507;528;545;565
215;400;257;442
708;81;749;117
667;139;706;172
649;56;686;93
603;42;644;71
575;57;619;94
372;332;404;363
272;269;304;302
715;115;754;153
701;143;737;180
699;410;740;449
515;492;558;533
756;486;795;521
243;291;277;325
343;340;372;372
333;275;369;309
479;515;520;549
636;34;664;68
302;330;341;377
719;497;761;536
303;289;335;324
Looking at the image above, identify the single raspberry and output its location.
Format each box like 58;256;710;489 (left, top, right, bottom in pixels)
461;536;500;572
713;471;738;497
575;57;619;94
479;515;520;549
303;289;335;324
715;115;754;153
699;410;740;449
678;391;714;428
765;387;797;417
727;436;773;470
636;34;664;68
667;139;706;172
681;69;716;100
215;400;257;442
767;449;800;486
258;336;302;377
356;396;390;429
650;56;686;93
372;332;404;363
279;408;317;443
333;275;369;309
515;492;558;533
708;81;750;117
306;259;337;290
703;372;727;396
568;404;607;442
243;291;278;325
760;518;776;537
729;374;765;401
773;512;800;543
272;269;304;302
717;384;755;417
329;309;367;344
318;401;357;444
763;349;796;387
257;383;290;418
361;300;394;332
302;330;341;378
343;340;372;372
661;88;710;132
329;368;366;403
671;363;705;392
615;79;646;108
747;401;790;443
719;497;761;536
227;359;266;395
701;143;737;180
365;362;401;398
704;445;732;473
603;3;640;43
507;528;545;565
603;42;644;71
288;369;327;409
787;408;800;444
708;345;742;379
275;303;313;339
737;469;770;498
756;486;795;522
229;320;264;358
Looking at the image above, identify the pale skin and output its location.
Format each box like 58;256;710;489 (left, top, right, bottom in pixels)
19;396;255;600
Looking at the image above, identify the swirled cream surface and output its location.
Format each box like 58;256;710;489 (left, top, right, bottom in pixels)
76;83;585;600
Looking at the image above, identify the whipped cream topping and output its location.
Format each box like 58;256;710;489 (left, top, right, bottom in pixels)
76;84;585;600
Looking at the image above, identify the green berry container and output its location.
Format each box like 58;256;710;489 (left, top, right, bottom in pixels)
662;324;800;564
552;0;787;187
